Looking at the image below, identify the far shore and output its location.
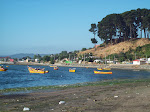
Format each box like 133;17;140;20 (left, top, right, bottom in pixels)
1;61;150;70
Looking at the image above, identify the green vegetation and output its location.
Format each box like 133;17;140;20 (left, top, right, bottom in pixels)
1;79;150;94
90;8;150;44
32;50;80;64
106;44;150;61
81;48;87;51
89;24;98;48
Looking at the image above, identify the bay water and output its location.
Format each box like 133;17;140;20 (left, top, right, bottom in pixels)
0;65;150;90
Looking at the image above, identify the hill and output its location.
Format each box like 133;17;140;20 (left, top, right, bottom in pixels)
10;53;51;59
79;38;150;58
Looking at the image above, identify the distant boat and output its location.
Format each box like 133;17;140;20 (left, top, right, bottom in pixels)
103;68;111;70
28;66;49;74
54;66;58;70
97;68;103;70
0;67;7;71
69;68;76;72
50;66;57;67
94;70;112;74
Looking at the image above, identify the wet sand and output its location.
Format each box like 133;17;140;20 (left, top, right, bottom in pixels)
1;80;150;112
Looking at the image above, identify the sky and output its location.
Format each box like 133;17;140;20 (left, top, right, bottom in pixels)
0;0;150;56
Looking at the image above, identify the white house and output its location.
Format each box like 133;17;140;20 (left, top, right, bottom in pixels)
107;60;114;64
133;59;146;65
35;59;39;62
94;59;103;63
147;58;150;64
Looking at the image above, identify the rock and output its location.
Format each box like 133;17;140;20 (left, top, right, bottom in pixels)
59;101;65;104
23;107;30;111
114;96;119;98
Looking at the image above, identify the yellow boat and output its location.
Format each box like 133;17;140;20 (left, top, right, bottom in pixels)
97;68;103;70
0;68;7;71
50;65;57;67
103;68;111;70
69;68;76;72
28;66;49;74
54;66;58;70
94;70;112;74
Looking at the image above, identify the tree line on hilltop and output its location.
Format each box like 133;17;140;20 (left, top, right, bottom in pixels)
89;8;150;45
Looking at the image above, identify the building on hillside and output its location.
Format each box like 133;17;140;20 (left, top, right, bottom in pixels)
133;59;146;65
0;57;11;62
35;59;39;62
94;59;103;63
107;60;114;64
26;58;34;62
9;59;14;62
146;58;150;64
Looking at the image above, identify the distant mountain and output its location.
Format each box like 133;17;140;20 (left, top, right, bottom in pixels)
9;53;51;59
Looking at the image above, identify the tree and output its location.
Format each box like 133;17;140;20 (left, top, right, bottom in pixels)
50;57;55;64
89;24;97;38
43;55;50;62
36;54;42;62
98;14;118;44
89;23;98;47
81;48;87;51
96;8;150;44
33;55;37;59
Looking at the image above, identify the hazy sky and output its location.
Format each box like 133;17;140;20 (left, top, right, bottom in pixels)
0;0;150;55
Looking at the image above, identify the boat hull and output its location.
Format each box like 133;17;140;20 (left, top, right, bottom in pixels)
69;69;75;72
97;68;103;70
54;67;58;70
28;67;48;74
0;68;7;71
94;70;112;74
103;68;111;70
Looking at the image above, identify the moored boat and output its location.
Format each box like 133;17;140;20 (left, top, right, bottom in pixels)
97;68;103;70
0;68;7;71
0;66;7;71
50;66;57;67
69;68;76;72
94;70;112;74
28;66;49;74
54;66;58;70
103;68;111;70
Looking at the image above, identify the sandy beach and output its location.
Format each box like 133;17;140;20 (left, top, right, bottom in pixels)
1;79;150;112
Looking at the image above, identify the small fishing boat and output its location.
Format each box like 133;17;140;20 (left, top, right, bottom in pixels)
0;67;7;71
94;70;112;74
103;68;111;70
50;66;57;67
97;68;103;70
54;66;58;70
28;66;49;74
69;68;76;72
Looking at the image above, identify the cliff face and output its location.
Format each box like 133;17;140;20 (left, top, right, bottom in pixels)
79;38;150;58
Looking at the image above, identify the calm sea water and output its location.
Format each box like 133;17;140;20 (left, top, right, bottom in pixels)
0;65;150;89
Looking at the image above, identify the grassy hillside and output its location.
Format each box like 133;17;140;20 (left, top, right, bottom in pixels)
106;44;150;62
79;38;150;60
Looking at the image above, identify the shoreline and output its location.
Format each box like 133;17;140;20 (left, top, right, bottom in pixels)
1;61;150;70
0;79;148;94
1;79;150;112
